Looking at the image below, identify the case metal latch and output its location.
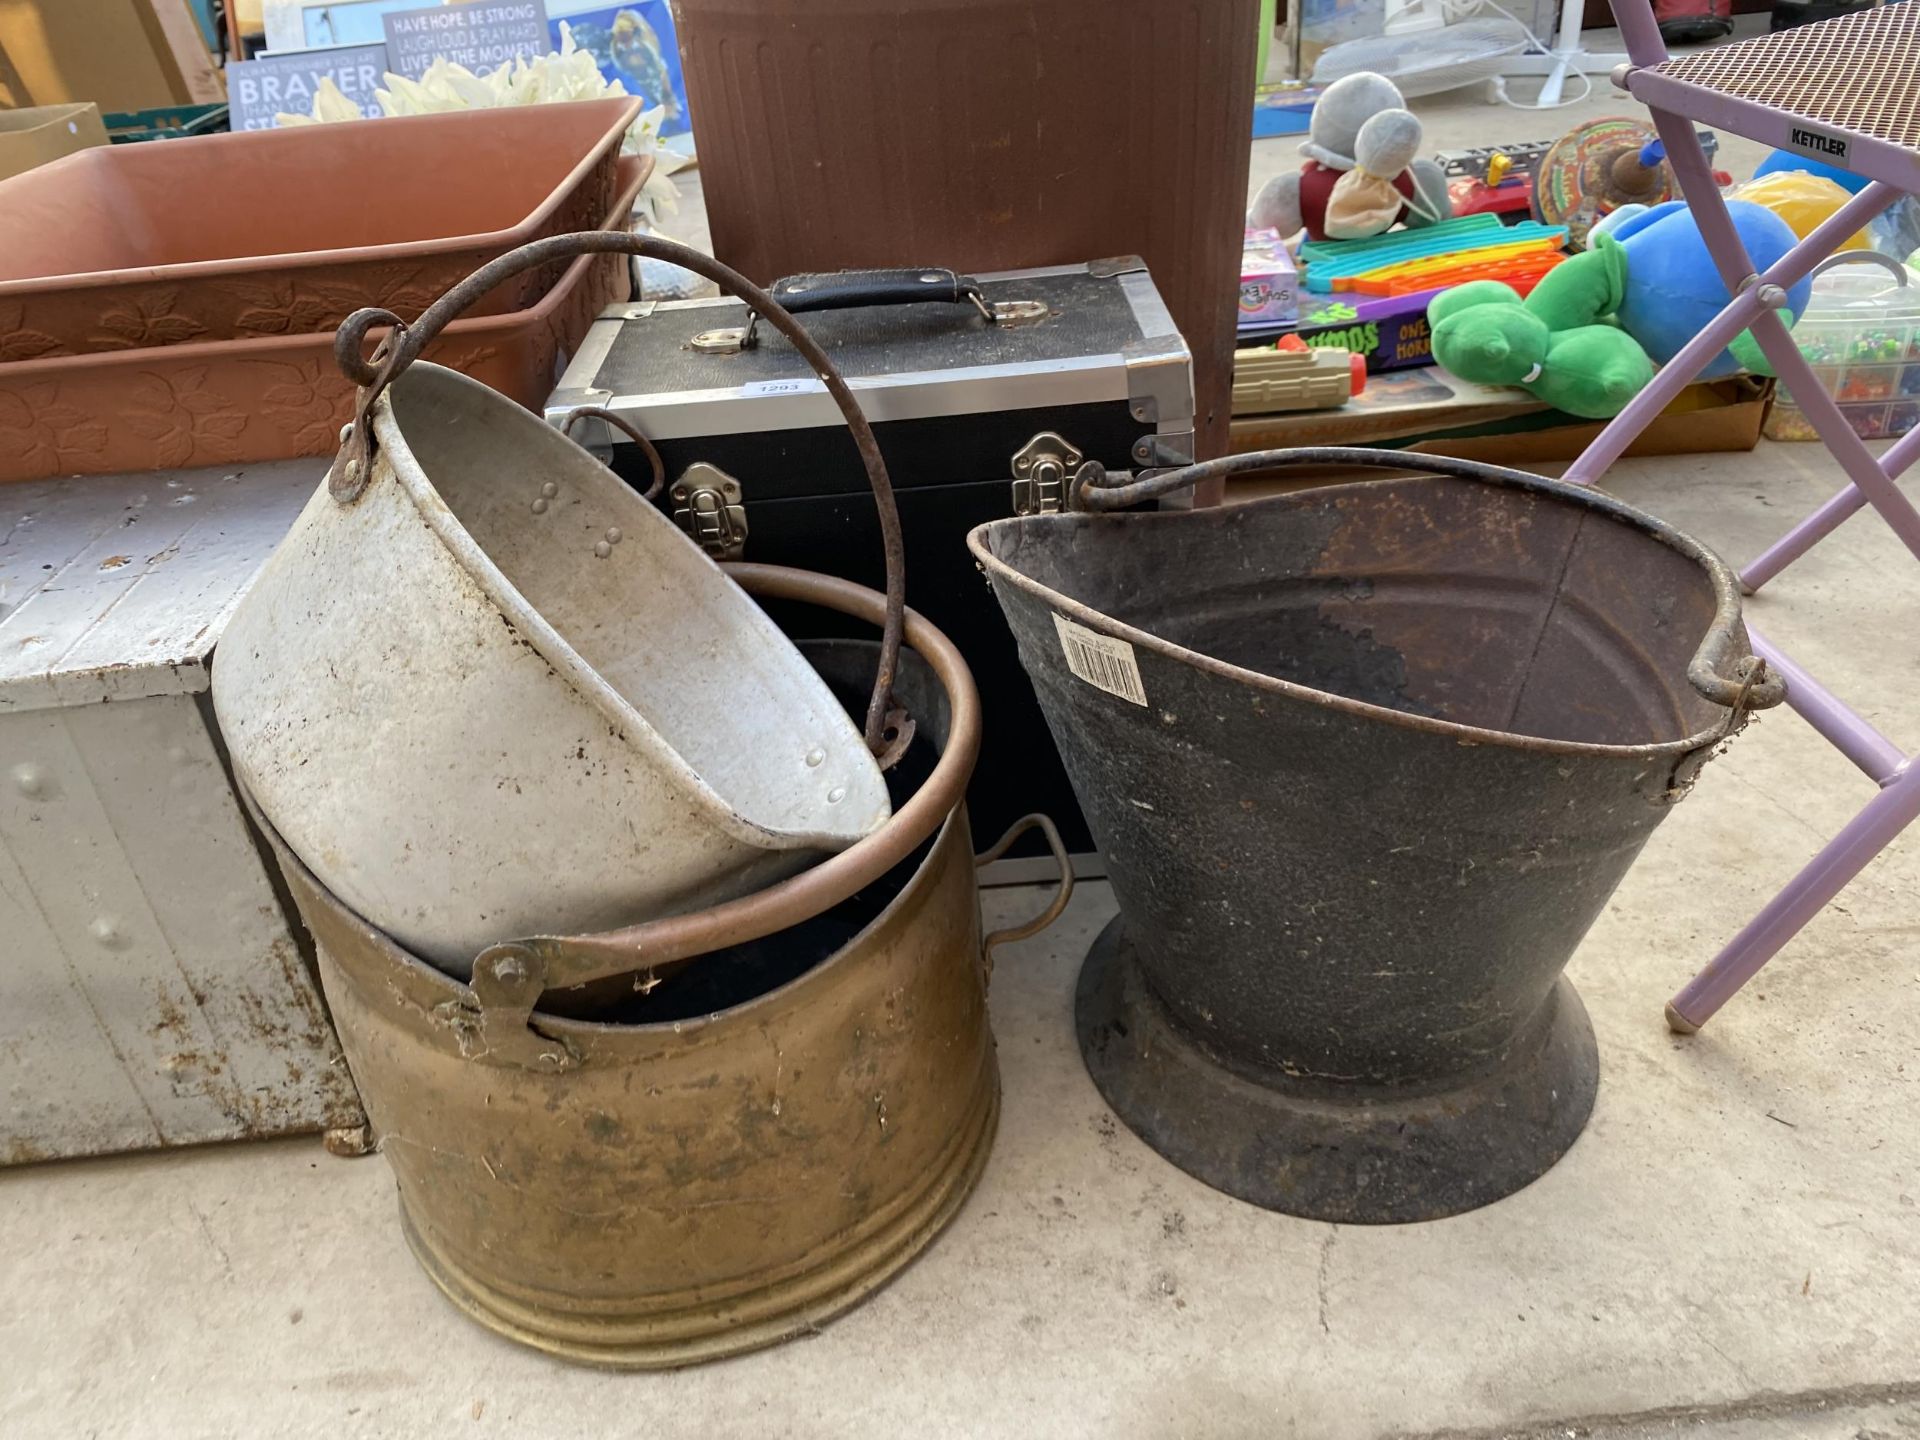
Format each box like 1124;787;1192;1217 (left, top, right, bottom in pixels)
1012;433;1083;516
670;463;748;559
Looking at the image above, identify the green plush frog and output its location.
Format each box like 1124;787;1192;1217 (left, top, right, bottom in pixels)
1427;245;1661;420
1428;202;1797;420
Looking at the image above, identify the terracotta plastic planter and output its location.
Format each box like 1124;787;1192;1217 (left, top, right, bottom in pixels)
0;159;648;483
0;98;639;359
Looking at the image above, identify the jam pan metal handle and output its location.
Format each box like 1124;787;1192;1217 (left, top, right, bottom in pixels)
324;230;909;762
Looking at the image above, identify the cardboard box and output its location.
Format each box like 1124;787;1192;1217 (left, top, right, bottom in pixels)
0;102;107;181
0;0;224;112
1412;378;1771;466
1226;368;1770;483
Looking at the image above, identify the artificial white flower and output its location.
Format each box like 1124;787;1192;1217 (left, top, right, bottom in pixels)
274;22;689;222
274;76;367;126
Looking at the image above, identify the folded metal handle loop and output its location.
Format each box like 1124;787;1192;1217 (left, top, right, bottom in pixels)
975;813;1076;977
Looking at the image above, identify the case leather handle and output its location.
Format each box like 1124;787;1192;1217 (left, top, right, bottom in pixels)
771;267;988;316
719;268;1047;350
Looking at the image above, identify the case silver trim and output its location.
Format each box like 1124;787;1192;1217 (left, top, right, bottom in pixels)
544;314;624;420
971;260;1113;283
1115;270;1195;431
1117;267;1180;342
548;263;1193;437
575;356;1134;439
1122;340;1196;432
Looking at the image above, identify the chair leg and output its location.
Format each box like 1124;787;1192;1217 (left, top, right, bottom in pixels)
1739;484;1867;593
1741;421;1920;593
1666;759;1920;1032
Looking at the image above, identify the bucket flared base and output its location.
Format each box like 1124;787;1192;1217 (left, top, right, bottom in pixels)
394;1061;1000;1370
1076;918;1598;1223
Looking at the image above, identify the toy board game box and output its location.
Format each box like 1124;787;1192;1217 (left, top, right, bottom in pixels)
1239;229;1299;331
1241;289;1441;373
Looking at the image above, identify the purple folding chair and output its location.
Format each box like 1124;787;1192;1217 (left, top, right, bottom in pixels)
1559;2;1920;1032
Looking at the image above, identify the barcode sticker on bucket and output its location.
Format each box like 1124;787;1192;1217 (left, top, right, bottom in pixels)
1053;613;1147;706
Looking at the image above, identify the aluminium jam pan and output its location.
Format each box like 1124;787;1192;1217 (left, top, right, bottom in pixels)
255;567;1071;1368
214;233;911;974
970;448;1782;1224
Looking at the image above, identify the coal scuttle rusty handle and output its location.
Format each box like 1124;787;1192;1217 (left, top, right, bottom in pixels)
974;813;1075;978
325;230;911;762
1077;445;1785;715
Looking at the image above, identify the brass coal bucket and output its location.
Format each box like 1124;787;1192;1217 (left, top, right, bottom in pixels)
256;566;1069;1368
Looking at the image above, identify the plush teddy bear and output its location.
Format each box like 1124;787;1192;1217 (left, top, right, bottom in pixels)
1429;198;1809;418
1248;72;1452;243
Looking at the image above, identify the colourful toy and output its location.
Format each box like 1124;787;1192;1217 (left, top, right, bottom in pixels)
1297;213;1568;297
1531;117;1678;250
1765;254;1920;442
1247;72;1451;243
1729;170;1870;252
1277;289;1449;373
1240;228;1300;330
1449;164;1533;223
1749;148;1920;261
1232;335;1367;415
1429;198;1809;418
1612;200;1811;372
1436;130;1720;183
1752;148;1871;195
1437;130;1727;232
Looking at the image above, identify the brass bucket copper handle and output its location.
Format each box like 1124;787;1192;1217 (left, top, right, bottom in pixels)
974;812;1075;978
324;231;910;762
468;564;982;1020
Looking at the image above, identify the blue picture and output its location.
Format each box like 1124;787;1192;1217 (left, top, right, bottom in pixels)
302;0;444;48
551;2;689;139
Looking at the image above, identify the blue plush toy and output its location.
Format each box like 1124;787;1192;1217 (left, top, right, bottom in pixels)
1431;198;1808;416
1606;199;1812;378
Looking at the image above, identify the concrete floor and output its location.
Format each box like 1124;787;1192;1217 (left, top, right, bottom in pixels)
5;42;1920;1440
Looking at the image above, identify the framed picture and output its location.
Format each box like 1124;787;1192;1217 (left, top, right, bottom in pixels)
550;2;689;140
227;41;387;127
301;0;449;48
384;0;551;78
